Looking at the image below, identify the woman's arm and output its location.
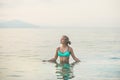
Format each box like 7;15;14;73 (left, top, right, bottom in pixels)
48;47;58;62
70;47;80;62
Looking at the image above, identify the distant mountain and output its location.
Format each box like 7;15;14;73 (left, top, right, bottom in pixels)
0;20;40;28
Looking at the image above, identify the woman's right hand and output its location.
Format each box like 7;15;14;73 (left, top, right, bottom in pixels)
48;59;56;62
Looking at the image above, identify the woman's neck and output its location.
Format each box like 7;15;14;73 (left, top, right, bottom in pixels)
61;44;68;48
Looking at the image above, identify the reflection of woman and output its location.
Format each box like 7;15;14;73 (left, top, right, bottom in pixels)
55;62;79;80
48;35;80;63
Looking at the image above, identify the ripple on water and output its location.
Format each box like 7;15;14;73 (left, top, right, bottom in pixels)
110;57;120;60
8;71;24;76
7;74;22;77
0;68;8;70
15;70;25;73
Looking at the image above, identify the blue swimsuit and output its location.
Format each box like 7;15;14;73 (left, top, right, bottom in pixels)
58;47;70;57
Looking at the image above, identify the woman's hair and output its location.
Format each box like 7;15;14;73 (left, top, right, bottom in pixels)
62;35;71;45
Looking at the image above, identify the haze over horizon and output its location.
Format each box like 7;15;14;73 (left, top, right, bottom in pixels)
0;0;120;27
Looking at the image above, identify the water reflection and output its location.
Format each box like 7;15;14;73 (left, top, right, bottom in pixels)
42;60;79;80
55;62;79;80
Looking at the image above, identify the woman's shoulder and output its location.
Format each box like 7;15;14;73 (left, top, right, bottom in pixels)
68;46;73;51
56;47;60;51
68;46;72;49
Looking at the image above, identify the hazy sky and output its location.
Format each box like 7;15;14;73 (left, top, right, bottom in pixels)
0;0;120;27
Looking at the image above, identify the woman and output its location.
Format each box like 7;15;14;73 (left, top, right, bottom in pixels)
48;35;80;63
43;35;80;80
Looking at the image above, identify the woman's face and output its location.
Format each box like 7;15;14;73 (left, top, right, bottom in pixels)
60;36;68;44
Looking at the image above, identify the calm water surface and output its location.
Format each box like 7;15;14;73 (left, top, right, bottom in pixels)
0;28;120;80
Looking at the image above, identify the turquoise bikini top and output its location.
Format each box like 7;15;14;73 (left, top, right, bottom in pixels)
58;47;70;57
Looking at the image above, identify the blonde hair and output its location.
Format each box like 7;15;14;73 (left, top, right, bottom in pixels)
62;35;71;45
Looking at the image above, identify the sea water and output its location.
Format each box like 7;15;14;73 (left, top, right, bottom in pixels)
0;27;120;80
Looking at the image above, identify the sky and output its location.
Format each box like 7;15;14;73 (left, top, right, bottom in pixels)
0;0;120;27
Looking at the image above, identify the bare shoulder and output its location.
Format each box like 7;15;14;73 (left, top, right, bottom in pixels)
56;47;60;51
68;46;73;51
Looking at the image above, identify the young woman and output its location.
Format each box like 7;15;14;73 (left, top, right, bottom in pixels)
43;35;80;80
48;35;80;63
